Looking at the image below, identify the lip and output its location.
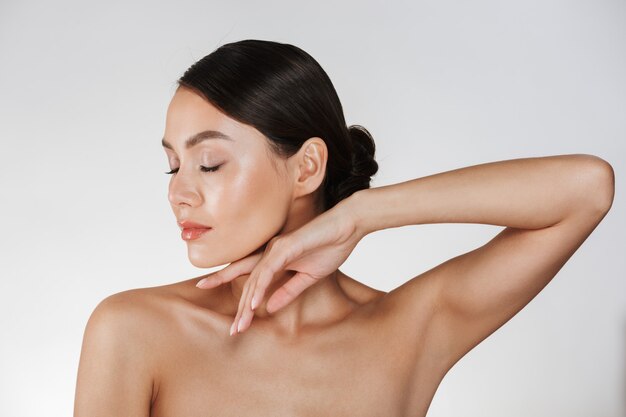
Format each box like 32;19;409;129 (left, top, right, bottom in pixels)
178;219;212;229
180;227;212;241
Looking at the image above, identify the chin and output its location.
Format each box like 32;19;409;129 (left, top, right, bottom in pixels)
187;248;232;269
186;238;270;269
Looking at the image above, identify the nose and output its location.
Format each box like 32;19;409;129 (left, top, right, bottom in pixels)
168;169;203;207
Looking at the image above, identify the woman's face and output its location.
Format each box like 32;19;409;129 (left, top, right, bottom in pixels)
162;86;295;268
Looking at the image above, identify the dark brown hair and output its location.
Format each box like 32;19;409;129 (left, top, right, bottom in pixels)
177;39;378;212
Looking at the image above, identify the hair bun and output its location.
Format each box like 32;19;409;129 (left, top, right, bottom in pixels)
328;125;379;209
347;124;379;180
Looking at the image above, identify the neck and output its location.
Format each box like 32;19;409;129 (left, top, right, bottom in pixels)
228;195;357;338
229;268;356;338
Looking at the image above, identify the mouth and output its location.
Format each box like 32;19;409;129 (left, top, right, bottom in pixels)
180;227;212;241
178;219;212;229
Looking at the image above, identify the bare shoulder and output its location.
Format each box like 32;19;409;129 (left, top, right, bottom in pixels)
76;283;186;415
86;277;215;345
91;275;220;322
93;282;171;318
85;285;175;352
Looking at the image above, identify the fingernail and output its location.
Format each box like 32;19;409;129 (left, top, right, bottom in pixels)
237;317;243;333
198;272;221;288
230;321;236;336
251;295;258;310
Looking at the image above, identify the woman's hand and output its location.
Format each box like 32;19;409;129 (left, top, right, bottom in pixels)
195;195;365;335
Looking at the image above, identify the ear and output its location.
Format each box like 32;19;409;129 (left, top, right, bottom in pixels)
290;137;328;201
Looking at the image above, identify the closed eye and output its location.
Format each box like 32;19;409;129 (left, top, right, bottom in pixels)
164;165;222;175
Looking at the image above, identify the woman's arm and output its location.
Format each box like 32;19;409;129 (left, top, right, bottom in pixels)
74;292;156;417
350;153;614;369
353;153;614;233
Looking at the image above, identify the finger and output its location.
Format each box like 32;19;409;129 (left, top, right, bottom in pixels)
195;271;224;289
266;272;317;314
238;258;282;333
241;259;277;332
197;254;261;289
243;260;279;331
249;240;295;313
233;238;292;333
232;272;256;335
237;277;260;333
231;280;248;335
250;280;264;311
249;265;275;313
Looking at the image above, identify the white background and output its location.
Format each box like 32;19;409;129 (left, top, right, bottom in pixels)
1;0;624;416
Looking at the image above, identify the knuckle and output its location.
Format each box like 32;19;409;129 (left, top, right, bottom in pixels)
258;266;274;285
275;235;291;249
268;235;288;252
282;284;296;297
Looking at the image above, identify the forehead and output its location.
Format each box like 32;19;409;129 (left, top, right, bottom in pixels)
163;87;264;149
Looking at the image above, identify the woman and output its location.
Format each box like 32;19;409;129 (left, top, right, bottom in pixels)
74;39;615;417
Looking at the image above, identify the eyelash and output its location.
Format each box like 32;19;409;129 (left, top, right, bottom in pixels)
164;165;222;175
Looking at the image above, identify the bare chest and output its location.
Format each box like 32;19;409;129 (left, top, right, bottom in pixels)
150;314;422;417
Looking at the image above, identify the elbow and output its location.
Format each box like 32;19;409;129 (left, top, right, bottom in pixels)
577;154;615;216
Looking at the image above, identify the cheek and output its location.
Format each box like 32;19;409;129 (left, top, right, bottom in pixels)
205;161;291;263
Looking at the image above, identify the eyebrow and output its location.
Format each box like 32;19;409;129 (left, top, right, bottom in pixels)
161;130;234;150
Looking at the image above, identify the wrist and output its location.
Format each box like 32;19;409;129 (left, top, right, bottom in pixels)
341;188;374;240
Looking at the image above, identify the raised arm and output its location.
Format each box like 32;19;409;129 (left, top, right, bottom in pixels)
350;153;615;370
74;292;157;417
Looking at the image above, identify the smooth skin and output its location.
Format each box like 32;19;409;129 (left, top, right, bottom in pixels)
74;85;615;417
